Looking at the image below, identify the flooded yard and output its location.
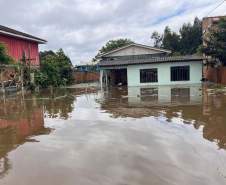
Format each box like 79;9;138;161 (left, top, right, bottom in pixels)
0;84;226;185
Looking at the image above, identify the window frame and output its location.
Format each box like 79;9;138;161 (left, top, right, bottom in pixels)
170;66;190;82
140;68;158;83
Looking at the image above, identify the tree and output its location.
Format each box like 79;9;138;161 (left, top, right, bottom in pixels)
0;43;13;64
202;18;226;65
151;31;162;48
39;50;56;60
97;38;134;56
162;26;181;53
150;17;203;55
180;17;202;54
35;49;73;88
55;49;73;84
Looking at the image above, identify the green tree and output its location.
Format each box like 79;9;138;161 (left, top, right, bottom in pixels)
55;49;73;84
202;18;226;65
0;43;13;64
39;50;56;60
180;17;202;54
36;49;73;88
151;17;203;55
97;38;134;56
162;26;181;53
151;31;162;48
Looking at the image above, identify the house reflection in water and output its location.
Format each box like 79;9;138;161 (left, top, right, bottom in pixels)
0;95;51;178
99;85;226;150
127;85;202;106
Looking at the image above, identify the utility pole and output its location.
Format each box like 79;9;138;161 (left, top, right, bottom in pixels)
21;65;24;91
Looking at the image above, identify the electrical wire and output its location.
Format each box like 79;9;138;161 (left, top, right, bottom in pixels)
206;0;226;17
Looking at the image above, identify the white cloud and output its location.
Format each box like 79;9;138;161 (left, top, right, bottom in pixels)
0;0;225;64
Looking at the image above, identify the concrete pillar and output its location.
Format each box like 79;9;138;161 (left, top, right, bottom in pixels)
100;70;103;89
105;70;108;87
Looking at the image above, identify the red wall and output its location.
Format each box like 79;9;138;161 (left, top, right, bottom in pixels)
0;34;40;66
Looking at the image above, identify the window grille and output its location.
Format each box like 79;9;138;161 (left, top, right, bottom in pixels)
171;66;190;81
140;68;158;83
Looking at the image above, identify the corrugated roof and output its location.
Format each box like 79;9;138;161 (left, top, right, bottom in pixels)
0;25;47;44
99;55;204;67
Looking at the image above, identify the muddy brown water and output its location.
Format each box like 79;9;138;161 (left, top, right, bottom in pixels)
0;85;226;185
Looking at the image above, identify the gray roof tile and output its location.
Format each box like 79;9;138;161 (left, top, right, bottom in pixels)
99;55;204;67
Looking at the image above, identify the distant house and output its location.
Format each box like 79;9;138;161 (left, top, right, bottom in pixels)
202;16;226;84
202;16;226;36
74;62;99;72
98;43;203;87
0;25;47;67
202;16;226;49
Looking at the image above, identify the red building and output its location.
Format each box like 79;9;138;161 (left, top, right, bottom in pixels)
0;25;47;67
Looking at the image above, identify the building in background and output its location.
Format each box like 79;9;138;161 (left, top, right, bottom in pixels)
98;43;203;87
202;16;226;84
0;25;47;67
202;16;226;37
74;61;99;72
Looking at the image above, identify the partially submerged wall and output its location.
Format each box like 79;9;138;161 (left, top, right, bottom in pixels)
127;61;203;86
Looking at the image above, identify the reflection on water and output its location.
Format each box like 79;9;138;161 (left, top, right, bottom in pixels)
100;85;226;150
127;85;202;106
0;95;48;178
0;85;226;185
0;88;78;178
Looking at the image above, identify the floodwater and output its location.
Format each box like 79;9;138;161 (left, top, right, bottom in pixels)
0;84;226;185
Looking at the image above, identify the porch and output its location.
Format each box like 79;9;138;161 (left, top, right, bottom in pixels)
100;67;127;87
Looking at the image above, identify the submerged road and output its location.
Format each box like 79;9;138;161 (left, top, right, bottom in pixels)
0;85;226;185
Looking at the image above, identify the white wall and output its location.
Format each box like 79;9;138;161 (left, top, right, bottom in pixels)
106;45;161;57
127;85;202;106
127;61;203;86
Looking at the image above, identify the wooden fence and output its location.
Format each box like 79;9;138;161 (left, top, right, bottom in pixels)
73;71;100;84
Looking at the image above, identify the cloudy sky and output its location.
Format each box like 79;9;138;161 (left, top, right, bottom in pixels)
0;0;225;65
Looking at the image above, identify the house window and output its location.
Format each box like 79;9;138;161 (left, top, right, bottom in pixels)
171;66;190;81
140;68;158;83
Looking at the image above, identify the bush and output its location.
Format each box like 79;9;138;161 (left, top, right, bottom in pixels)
36;49;73;88
0;43;14;64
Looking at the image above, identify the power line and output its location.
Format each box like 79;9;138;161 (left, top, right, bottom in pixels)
206;0;226;17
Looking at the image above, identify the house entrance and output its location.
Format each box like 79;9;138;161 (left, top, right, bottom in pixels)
109;68;127;86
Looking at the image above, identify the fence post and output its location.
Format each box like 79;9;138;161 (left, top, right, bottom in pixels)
0;68;5;93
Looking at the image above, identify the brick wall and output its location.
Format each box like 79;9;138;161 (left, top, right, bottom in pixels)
73;71;100;84
204;66;226;85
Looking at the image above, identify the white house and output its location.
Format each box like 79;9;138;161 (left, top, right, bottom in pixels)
98;43;203;87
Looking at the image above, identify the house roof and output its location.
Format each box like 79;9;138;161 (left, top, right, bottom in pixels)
0;25;47;44
97;43;172;58
99;55;204;67
203;15;226;20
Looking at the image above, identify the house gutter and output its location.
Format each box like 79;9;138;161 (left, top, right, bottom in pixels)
0;30;47;44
